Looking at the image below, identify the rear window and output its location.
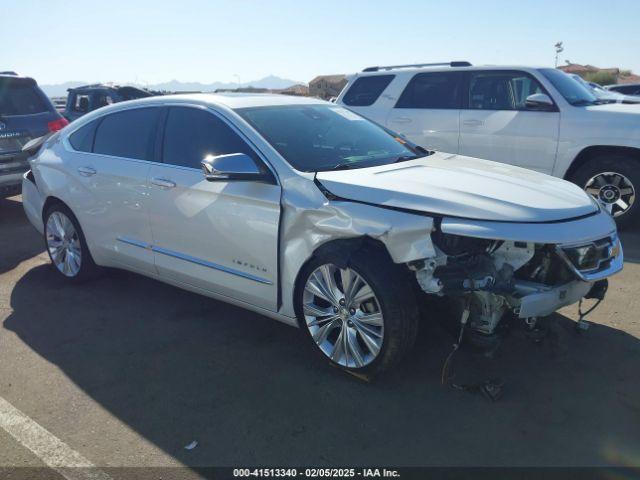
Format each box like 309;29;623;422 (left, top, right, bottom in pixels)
93;108;159;160
69;120;99;152
342;75;394;106
396;72;463;109
0;78;49;115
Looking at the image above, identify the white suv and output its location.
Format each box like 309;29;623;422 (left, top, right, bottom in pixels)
336;62;640;227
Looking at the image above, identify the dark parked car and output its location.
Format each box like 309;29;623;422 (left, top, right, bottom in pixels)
64;84;154;121
605;83;640;96
0;72;68;197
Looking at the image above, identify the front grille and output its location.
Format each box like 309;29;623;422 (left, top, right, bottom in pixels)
557;235;620;279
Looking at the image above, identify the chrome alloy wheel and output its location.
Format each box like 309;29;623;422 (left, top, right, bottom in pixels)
303;264;384;368
585;171;636;218
46;211;82;277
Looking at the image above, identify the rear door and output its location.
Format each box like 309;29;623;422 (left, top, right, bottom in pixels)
147;106;281;311
459;70;560;173
63;107;160;274
385;71;464;153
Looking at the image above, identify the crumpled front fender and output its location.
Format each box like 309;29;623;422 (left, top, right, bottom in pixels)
279;176;435;318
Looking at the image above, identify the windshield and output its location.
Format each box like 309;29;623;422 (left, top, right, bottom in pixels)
236;104;425;172
539;68;599;106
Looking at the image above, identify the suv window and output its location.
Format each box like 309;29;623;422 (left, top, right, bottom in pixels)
0;78;49;115
162;107;259;169
68;120;98;152
468;71;545;110
396;72;463;109
342;75;394;107
72;94;90;113
93;108;159;160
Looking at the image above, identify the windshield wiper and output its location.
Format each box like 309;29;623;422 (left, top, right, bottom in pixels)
328;162;357;171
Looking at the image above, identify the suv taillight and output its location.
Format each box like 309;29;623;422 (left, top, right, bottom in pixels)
48;117;69;132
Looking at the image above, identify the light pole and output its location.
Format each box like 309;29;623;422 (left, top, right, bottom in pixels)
554;42;564;67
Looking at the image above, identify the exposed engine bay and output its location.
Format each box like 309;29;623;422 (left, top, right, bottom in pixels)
408;229;620;340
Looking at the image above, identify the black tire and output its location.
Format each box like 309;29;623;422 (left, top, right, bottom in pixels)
295;245;419;379
569;153;639;229
43;203;100;282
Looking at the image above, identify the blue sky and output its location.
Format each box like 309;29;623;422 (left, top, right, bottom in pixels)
4;0;640;85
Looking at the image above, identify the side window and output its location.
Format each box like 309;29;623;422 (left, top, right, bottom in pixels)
93;108;159;160
395;72;463;109
468;72;545;110
342;75;394;107
162;107;260;169
68;120;98;152
73;94;90;113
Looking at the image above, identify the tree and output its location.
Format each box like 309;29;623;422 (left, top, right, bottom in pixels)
554;42;564;67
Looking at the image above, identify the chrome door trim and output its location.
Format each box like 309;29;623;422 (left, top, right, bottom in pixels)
116;237;273;285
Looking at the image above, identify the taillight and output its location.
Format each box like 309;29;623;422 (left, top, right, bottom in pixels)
47;117;69;132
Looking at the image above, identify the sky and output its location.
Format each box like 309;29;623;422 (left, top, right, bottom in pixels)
3;0;640;85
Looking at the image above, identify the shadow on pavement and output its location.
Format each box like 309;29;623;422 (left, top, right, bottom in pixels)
4;264;640;468
0;196;45;274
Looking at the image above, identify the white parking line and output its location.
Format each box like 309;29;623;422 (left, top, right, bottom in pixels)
0;395;112;480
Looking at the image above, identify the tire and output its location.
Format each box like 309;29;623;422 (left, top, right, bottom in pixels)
569;153;639;229
295;245;419;379
43;203;100;282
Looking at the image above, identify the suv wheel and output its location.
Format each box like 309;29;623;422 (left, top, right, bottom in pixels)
44;204;99;281
571;153;639;229
296;247;419;379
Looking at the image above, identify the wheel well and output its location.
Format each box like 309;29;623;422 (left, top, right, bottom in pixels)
292;236;394;320
565;146;640;181
41;196;68;224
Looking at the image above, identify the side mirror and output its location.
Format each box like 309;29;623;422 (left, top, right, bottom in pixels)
525;93;554;111
201;153;266;182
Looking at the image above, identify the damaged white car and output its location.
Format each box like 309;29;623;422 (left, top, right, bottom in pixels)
21;94;623;377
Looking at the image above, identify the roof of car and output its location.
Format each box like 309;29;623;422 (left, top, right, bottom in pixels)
113;92;329;110
353;65;546;76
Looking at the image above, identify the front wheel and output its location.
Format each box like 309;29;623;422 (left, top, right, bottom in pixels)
296;247;419;379
570;153;639;229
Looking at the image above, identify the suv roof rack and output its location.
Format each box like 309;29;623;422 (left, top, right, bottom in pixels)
362;61;471;72
0;71;18;76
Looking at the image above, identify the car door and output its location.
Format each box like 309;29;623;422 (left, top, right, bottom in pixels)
147;106;281;311
385;71;464;153
459;70;560;174
64;107;160;274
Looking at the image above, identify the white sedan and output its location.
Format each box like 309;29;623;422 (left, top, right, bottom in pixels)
22;94;623;377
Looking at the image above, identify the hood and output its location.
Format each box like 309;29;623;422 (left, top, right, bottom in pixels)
316;153;598;222
584;103;640;113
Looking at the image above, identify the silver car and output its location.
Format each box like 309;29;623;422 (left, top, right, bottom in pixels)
22;94;622;377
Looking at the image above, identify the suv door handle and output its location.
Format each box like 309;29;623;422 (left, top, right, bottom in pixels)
391;117;412;124
77;166;97;177
151;177;176;189
463;119;484;127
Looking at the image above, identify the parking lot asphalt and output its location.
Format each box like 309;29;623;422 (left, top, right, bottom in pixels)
1;194;640;477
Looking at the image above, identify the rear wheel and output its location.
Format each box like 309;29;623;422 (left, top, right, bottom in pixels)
44;204;100;282
296;247;419;379
570;153;639;229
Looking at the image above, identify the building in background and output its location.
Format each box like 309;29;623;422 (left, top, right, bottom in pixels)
559;63;640;85
309;75;347;100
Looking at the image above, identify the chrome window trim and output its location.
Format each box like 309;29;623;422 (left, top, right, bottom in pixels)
62;101;280;186
117;237;273;285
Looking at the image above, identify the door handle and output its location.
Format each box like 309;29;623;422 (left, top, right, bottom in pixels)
391;117;412;124
77;166;97;177
151;177;176;189
463;119;484;127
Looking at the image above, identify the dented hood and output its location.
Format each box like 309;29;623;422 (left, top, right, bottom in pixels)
316;153;598;222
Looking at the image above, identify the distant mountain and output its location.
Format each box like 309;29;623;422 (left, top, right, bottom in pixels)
40;75;303;97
